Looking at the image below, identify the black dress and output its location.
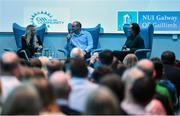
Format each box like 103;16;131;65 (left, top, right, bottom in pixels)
18;35;42;58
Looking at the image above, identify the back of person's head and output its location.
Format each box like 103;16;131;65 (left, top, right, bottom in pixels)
91;65;113;83
38;56;49;67
46;59;63;77
113;63;127;77
33;68;46;79
131;23;140;36
131;77;156;106
99;49;114;65
1;84;41;115
151;57;164;80
122;67;145;87
153;93;174;115
136;59;154;78
123;53;138;68
32;79;55;109
49;71;70;98
69;58;88;78
122;67;145;99
19;58;31;67
161;51;176;65
99;73;125;103
30;58;42;69
19;66;34;81
70;47;84;59
85;86;120;114
1;52;20;75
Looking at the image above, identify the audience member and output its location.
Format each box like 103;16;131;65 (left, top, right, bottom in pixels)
30;58;42;69
99;73;126;114
131;77;156;109
121;67;149;115
46;59;64;77
68;58;98;112
114;63;127;77
99;73;124;103
70;47;84;59
146;93;174;115
161;51;180;91
123;53;138;68
85;86;120;114
19;66;34;81
161;51;180;104
161;50;180;81
90;49;114;68
1;84;41;115
136;59;155;78
50;71;81;115
151;57;177;109
70;47;94;78
32;79;61;114
0;52;21;102
91;66;113;83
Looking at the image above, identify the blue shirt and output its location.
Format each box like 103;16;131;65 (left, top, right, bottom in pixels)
71;30;93;52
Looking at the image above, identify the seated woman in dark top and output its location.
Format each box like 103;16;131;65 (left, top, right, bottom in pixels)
122;23;144;52
113;23;144;61
18;25;42;58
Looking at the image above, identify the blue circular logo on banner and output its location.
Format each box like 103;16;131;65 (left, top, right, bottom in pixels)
30;11;64;28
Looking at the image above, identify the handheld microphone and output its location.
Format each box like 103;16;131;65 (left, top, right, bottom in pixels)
67;23;73;41
66;30;73;41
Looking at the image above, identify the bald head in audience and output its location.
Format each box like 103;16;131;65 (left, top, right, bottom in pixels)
70;47;84;59
1;51;19;63
1;52;21;77
136;59;155;78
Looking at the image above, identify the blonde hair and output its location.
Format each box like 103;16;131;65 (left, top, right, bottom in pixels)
25;25;38;45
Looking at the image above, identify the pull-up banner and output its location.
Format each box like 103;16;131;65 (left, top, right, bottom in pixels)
118;11;180;34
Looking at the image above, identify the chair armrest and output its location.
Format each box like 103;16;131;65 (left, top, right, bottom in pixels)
135;49;151;60
135;49;150;53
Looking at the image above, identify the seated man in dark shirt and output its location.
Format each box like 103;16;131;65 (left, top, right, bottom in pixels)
114;23;144;61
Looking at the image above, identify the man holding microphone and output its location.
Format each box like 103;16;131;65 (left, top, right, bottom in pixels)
64;21;93;59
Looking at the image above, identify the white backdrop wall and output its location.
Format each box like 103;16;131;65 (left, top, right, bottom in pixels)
0;0;180;33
